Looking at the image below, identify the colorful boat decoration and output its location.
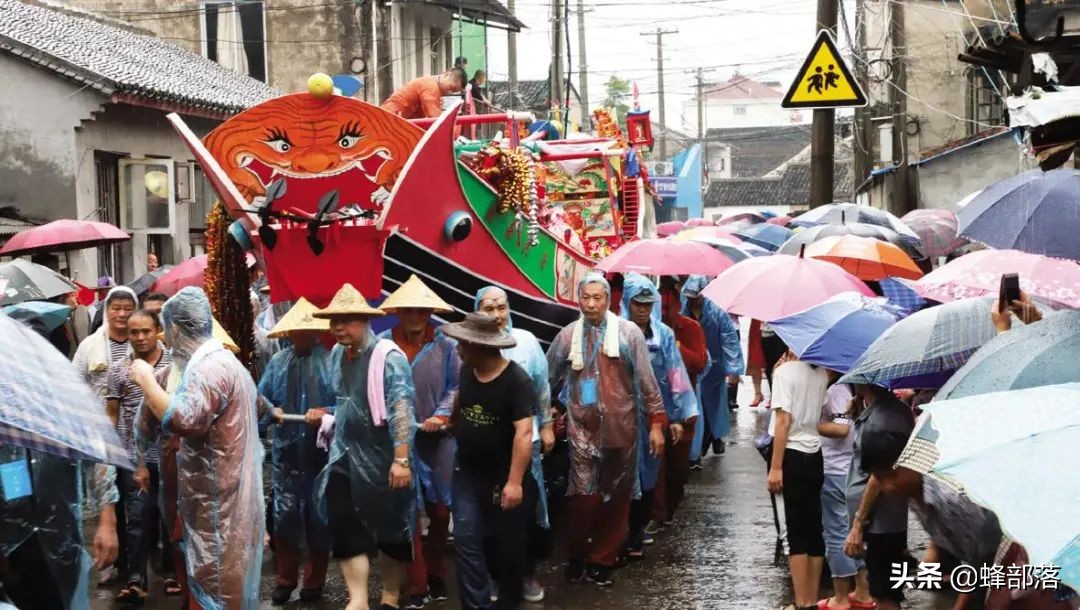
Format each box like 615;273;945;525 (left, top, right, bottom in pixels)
168;80;646;346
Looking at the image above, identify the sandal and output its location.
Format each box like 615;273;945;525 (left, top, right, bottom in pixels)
163;578;182;597
117;583;147;606
750;393;765;407
848;593;877;609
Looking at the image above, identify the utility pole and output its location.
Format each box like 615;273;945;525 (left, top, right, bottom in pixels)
551;0;565;112
641;27;677;159
809;0;838;208
693;68;706;141
508;0;518;109
889;0;912;214
852;0;871;191
576;0;589;125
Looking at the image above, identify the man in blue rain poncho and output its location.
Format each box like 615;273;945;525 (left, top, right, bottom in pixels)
258;298;336;605
681;275;745;463
619;275;698;557
312;283;417;610
475;286;553;603
377;275;459;609
129;287;264;610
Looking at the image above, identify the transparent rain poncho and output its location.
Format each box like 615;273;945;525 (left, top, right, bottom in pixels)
315;330;417;549
681;275;745;458
546;274;665;498
258;344;336;552
475;286;552;527
620;274;698;492
159;287;265;610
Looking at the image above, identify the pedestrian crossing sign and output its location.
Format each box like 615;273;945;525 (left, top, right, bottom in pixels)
781;30;867;109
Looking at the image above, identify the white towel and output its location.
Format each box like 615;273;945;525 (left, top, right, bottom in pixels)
569;310;620;371
83;325;110;374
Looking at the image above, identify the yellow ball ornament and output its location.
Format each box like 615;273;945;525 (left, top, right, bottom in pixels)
307;72;334;98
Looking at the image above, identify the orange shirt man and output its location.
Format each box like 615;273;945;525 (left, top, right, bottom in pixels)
381;69;467;119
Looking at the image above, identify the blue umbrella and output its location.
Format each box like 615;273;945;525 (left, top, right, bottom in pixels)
899;384;1080;589
2;301;72;332
0;315;133;469
839;297;997;388
332;74;364;97
770;292;903;373
879;277;926;313
733;223;793;251
937;310;1080;399
957;168;1080;261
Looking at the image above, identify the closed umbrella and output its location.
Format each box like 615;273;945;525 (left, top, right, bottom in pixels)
956;168;1080;260
0;315;133;469
733;223;794;251
839;297;997;389
777;221;924;260
805;234;923;281
2;301;72;332
150;255;207;296
0;219;130;256
937;310;1080;399
769;292;902;373
656;221;686;237
878;277;926;313
901;209;967;260
596;239;738;276
702;253;873;322
0;259;77;306
898;384;1080;589
915;249;1080;309
791;202;920;242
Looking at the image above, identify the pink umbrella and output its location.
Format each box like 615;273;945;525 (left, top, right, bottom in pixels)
914;249;1080;308
900;209;967;259
0;219;129;256
766;216;793;227
596;239;738;276
685;218;714;228
150;255;207;296
656;221;686;237
716;211;767;227
701;253;873;321
670;226;743;243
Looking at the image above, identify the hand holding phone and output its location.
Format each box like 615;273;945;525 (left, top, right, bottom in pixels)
999;273;1020;313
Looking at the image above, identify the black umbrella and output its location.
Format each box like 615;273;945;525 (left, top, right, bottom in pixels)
0;259;77;306
126;265;173;296
777;222;926;260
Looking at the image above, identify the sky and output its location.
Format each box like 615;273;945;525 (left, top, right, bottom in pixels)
483;0;856;130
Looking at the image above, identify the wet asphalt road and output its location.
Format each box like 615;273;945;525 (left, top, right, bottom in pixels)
90;383;954;610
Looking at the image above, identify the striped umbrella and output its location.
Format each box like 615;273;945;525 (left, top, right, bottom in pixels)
878;277;926;313
0;315;133;469
791;202;921;242
839;297;997;389
901;209;967;259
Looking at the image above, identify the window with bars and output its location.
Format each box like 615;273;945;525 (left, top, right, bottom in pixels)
966;68;1006;136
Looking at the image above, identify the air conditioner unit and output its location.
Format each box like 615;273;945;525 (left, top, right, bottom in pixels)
650;161;673;176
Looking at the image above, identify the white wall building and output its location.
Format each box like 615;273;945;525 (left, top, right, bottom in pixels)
682;74;810;130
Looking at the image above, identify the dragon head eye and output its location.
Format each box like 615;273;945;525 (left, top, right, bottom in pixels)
338;134;361;149
266;139;291;153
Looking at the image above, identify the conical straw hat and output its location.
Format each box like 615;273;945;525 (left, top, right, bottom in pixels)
158;316;240;353
314;283;384;318
269;297;330;338
379;274;453;313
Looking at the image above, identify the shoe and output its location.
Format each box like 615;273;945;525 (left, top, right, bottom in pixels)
97;565;120;587
848;593;877;609
270;585;293;605
523;577;545;602
299;588;323;602
490;579;499;602
643;519;664;536
117;583;147;606
689;459;704;471
564;558;586;583
662;518;674;527
641;531;655;545
625;542;645;559
427;576;449;601
402;594;426;609
712;439;726;455
162;578;183;597
586;564;614;587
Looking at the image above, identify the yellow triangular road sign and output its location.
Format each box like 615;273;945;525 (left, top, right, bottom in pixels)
782;30;867;109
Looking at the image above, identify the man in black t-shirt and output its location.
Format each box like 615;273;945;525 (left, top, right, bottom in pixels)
443;313;537;610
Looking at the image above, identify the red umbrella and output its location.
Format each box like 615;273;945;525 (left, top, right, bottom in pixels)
150;255;207;296
702;253;873;321
0;219;129;256
596;239;738;276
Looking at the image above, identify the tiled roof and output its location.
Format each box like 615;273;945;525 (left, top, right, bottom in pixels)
706;125;813;177
0;0;281;116
403;0;525;31
704;160;854;208
704;75;783;100
488;79;579;111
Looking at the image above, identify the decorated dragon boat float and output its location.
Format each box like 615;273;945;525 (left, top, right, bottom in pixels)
170;74;657;346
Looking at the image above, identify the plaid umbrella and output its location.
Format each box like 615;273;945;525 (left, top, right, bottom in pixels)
879;277;926;313
839;297;997;388
901;209;967;259
0;315;133;469
733;223;794;251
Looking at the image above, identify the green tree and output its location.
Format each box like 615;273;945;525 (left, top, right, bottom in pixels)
603;75;631;124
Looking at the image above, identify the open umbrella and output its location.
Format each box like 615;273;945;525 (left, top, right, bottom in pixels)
702;253;873;322
839;297;997;389
2;301;72;332
670;226;743;243
685;218;714;228
716;211;767;226
769;293;902;373
937;310;1080;400
901;209;967;260
127;265;174;296
956;168;1080;260
0;259;77;306
899;384;1080;589
656;221;686;237
915;249;1080;309
680;236;749;264
150;255;208;296
766;215;793;227
596;239;738;276
805;234;923;281
733;223;794;251
0;315;133;469
777;221;924;259
791;203;920;242
878;277;926;313
0;219;130;256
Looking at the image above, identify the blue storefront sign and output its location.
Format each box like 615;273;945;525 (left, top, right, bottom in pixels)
651;177;678;199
